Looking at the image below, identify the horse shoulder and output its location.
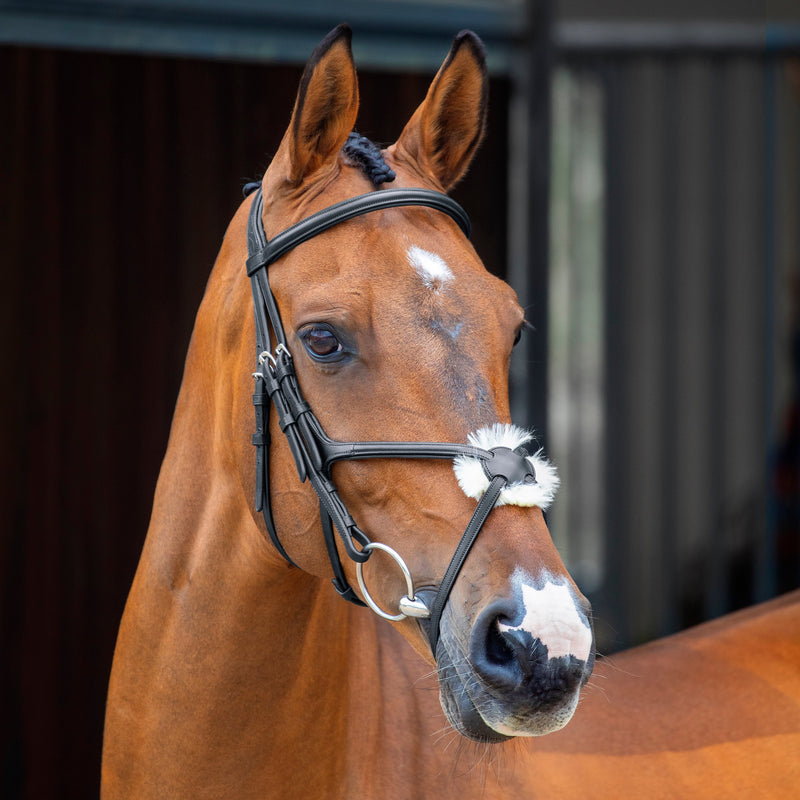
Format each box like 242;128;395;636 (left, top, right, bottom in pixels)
518;590;800;797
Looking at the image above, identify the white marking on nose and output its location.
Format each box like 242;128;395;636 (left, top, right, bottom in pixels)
406;245;453;290
499;581;592;662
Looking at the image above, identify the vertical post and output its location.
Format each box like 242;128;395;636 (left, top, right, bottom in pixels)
509;0;553;445
601;58;632;650
705;58;727;621
659;62;680;635
759;56;778;603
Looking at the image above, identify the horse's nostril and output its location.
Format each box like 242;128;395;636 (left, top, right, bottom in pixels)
485;617;516;667
471;598;592;701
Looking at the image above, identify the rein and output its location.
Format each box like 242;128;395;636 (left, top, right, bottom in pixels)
246;184;537;656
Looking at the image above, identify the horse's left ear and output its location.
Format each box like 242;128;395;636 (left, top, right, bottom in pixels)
391;31;488;191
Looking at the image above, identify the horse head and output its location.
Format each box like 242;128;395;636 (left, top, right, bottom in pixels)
240;24;594;743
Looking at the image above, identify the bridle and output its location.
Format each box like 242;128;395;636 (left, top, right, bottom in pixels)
246;184;539;656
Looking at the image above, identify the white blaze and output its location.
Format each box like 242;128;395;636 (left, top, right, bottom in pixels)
499;581;592;661
406;245;453;290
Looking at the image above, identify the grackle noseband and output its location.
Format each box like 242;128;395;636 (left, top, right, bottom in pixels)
246;185;538;656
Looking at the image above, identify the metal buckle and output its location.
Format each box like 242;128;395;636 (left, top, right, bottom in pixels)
258;350;276;367
355;542;431;621
254;350;276;380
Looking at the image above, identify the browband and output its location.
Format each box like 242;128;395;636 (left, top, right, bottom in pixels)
246;187;471;276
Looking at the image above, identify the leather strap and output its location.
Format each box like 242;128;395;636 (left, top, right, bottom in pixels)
246;187;470;277
426;475;506;657
321;505;367;607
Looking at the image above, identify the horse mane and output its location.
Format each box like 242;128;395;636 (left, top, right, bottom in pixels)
243;132;395;198
342;132;396;186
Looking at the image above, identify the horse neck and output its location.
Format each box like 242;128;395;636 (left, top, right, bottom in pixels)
105;199;444;795
113;429;424;795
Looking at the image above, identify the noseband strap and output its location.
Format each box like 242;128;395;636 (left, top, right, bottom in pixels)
245;184;535;657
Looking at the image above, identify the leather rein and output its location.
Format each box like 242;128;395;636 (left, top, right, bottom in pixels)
246;185;538;656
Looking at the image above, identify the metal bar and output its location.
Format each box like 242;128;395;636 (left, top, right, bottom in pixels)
705;58;728;620
600;59;632;650
508;0;553;436
525;0;553;445
659;61;679;636
759;57;779;602
0;0;524;72
555;22;800;56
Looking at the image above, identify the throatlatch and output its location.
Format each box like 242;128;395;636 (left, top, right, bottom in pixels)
245;183;550;656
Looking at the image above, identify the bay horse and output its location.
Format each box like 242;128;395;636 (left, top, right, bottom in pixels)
102;25;800;798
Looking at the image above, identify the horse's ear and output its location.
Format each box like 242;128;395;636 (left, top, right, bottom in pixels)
283;24;359;185
392;31;488;191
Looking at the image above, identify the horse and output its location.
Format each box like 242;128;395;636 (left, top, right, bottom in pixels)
101;25;594;798
101;25;800;799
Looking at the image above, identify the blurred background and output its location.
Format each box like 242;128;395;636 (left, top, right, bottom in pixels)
1;0;798;796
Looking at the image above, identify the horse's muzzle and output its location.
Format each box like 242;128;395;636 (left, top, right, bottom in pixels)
435;586;595;741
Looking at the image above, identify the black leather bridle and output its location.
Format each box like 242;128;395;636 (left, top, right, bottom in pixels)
245;185;539;656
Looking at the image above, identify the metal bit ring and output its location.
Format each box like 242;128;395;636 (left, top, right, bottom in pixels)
355;542;430;621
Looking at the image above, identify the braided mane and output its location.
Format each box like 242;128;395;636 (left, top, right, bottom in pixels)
342;132;396;186
243;132;395;198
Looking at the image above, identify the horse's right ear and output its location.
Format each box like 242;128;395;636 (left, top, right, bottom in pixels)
280;24;359;186
391;31;488;191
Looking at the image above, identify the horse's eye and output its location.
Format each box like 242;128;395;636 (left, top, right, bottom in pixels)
300;326;345;361
513;320;531;348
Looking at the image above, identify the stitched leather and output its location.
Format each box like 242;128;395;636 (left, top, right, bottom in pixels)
246;188;470;277
321;506;367;607
427;475;506;657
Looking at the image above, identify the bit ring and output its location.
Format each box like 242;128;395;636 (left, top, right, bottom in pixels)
355;542;430;621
